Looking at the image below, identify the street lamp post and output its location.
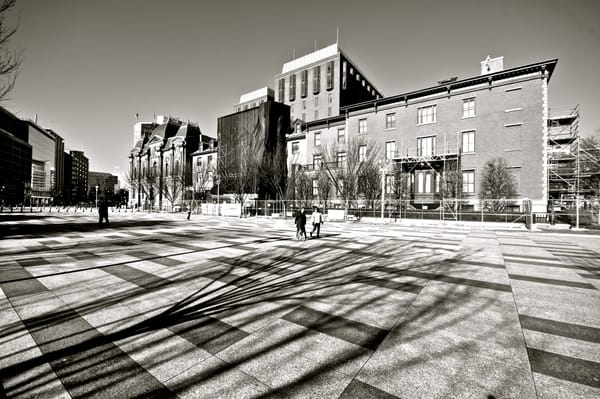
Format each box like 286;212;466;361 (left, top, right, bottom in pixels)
379;160;387;221
216;175;220;216
95;185;99;208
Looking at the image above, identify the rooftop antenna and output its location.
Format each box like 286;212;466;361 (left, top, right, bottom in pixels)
293;48;295;59
315;40;317;52
336;27;339;45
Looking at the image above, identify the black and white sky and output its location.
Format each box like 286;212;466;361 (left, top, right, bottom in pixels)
5;0;600;178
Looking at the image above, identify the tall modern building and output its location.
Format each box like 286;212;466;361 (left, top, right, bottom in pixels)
65;150;89;204
234;87;274;113
45;129;65;203
0;107;32;206
88;171;118;198
275;43;382;124
217;100;290;200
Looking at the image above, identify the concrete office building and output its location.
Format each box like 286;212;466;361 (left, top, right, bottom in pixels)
217;100;290;200
275;43;382;124
65;150;89;204
234;87;274;113
0;107;32;206
88;171;119;199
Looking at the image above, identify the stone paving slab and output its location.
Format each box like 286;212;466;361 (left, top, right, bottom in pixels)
0;212;599;398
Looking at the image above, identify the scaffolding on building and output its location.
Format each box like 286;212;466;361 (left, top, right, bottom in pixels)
393;133;461;219
547;105;580;203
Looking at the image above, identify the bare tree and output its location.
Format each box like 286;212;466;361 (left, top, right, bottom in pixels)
479;157;517;211
580;135;600;200
0;0;20;100
219;142;259;216
316;169;332;211
161;165;184;210
140;168;159;210
321;137;382;214
358;161;380;209
194;161;214;199
440;169;463;213
392;167;411;215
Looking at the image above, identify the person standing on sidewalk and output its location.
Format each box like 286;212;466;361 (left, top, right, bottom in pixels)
310;207;323;238
98;199;109;225
294;207;307;240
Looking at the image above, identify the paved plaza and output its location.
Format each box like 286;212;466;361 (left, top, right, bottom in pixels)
0;211;599;398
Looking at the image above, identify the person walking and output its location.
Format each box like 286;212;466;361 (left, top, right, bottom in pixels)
310;206;323;238
294;207;307;240
98;199;109;225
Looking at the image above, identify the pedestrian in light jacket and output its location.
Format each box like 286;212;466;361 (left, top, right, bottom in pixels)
310;207;323;238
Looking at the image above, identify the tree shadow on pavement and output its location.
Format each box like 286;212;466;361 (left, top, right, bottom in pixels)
0;225;520;398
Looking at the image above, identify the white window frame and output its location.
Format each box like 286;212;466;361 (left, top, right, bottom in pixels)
359;145;367;163
385;113;396;130
385;141;396;160
337;128;346;144
417;136;436;157
291;141;300;155
462;170;475;194
462;98;476;118
462;130;475;153
358;118;367;134
417;105;437;125
314;132;321;147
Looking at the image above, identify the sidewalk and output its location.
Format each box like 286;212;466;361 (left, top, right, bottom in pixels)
0;213;598;398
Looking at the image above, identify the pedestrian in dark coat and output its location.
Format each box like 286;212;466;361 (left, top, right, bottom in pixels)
294;207;307;240
98;200;109;225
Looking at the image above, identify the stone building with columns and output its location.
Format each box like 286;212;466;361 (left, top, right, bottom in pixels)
128;116;215;209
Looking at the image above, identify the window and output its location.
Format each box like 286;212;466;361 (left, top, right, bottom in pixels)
314;110;319;120
385;113;396;130
328;107;332;117
463;98;475;118
385;175;394;194
208;155;213;165
417;105;437;124
292;141;300;154
278;78;285;102
314;97;319;106
313;154;322;170
417;136;436;157
289;74;296;101
328;94;333;103
313;179;319;196
416;171;434;194
301;113;305;121
337;128;345;144
359;145;366;163
342;61;347;90
462;171;475;194
314;132;321;146
385;141;396;160
164;162;169;176
302;100;306;110
508;167;521;194
313;65;321;94
326;60;334;90
462;130;475;153
337;152;346;168
301;69;308;98
358;118;367;134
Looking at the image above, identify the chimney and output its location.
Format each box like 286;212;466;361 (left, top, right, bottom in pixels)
481;55;504;75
